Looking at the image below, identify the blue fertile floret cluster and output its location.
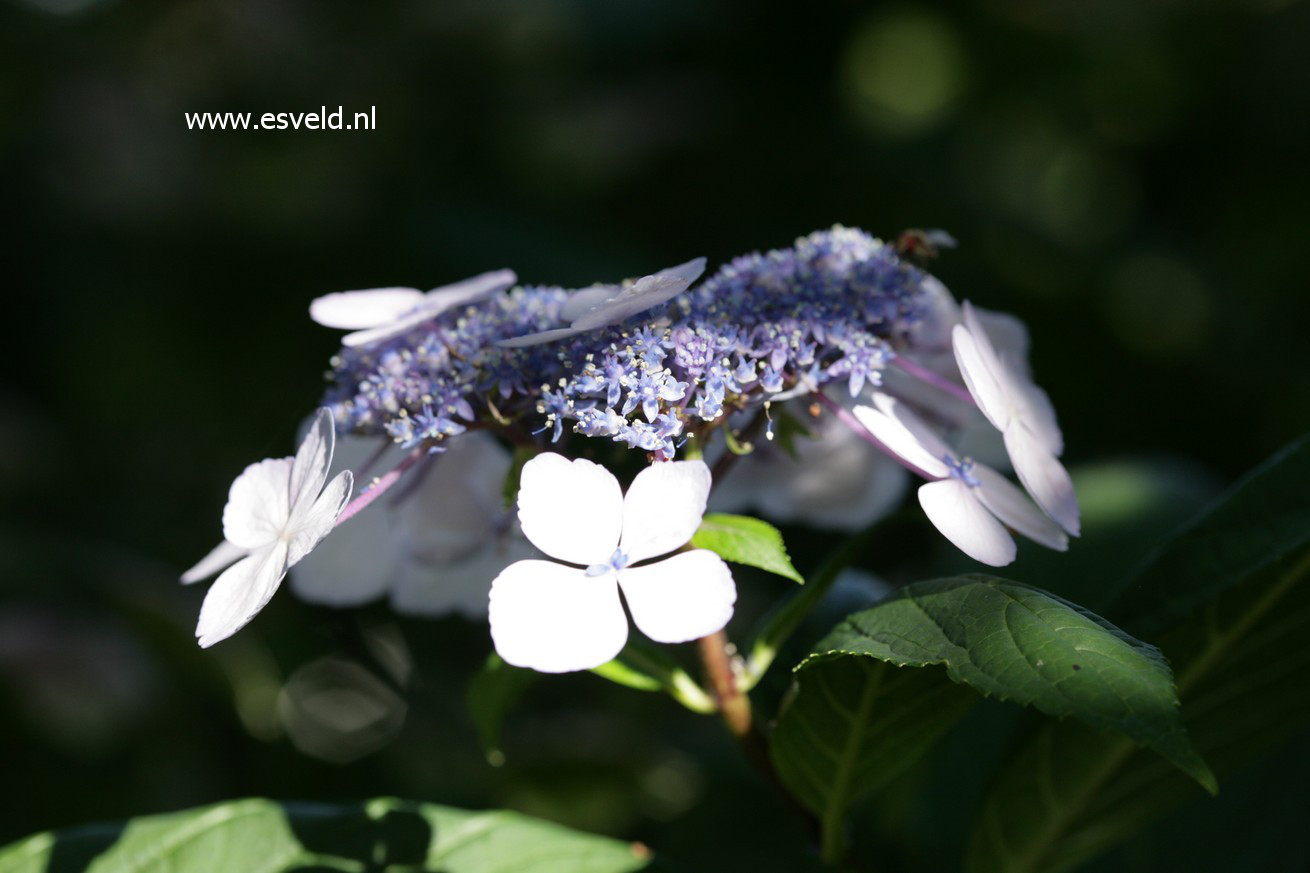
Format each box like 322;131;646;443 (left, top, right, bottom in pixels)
323;226;930;459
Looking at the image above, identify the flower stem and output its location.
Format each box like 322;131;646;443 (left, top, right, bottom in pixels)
698;630;751;736
890;354;975;405
698;630;822;845
741;527;873;691
335;445;428;526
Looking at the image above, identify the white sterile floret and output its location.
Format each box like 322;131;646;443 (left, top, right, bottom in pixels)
181;409;354;647
853;394;1067;567
290;431;532;618
311;269;516;347
488;453;736;673
952;301;1080;536
497;258;706;349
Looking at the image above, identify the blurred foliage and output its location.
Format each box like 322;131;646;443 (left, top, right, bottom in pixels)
1;0;1308;870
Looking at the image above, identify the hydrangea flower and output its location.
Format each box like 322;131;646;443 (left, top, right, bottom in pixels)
952;301;1080;535
290;431;531;618
319;227;928;461
311;269;516;347
181;409;354;647
489;453;736;673
497;258;706;348
853;393;1066;566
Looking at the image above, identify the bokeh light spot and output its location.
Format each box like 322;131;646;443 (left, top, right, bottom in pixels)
841;11;966;139
1105;253;1212;357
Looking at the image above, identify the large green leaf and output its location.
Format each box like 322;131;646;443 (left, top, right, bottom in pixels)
803;575;1213;792
691;513;803;584
0;798;661;873
968;550;1310;873
771;655;977;819
967;434;1310;873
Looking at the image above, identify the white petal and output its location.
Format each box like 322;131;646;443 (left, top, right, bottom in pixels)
426;268;517;301
619;460;711;563
289;489;396;607
618;550;736;644
569;258;705;331
516;453;624;565
975;307;1030;371
952;322;1011;434
852;401;950;479
181;540;247;584
222;458;293;550
917;479;1016;567
488;560;628;673
309;287;424;329
288;434;394;607
1004;427;1081;536
496;327;584;349
340;270;515;347
289;408;336;520
972;465;1068;552
287;470;353;566
560;284;621;322
392;533;536;619
196;542;289;648
870;392;958;460
1001;364;1064;456
654;256;708;285
396;432;511;563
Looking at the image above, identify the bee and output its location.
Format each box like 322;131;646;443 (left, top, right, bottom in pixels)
893;228;958;266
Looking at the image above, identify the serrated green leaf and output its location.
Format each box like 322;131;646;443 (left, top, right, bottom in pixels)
966;437;1310;873
807;575;1213;792
467;654;537;766
691;513;803;584
0;798;661;873
771;656;977;821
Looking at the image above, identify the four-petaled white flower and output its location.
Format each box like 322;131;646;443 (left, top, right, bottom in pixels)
854;393;1067;567
497;258;706;349
311;269;517;347
489;453;736;673
181;409;354;647
952;301;1080;536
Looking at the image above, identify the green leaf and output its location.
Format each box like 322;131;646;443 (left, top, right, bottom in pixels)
1111;432;1310;635
467;654;537;766
691;513;803;584
591;641;716;713
805;575;1214;792
771;655;977;821
966;436;1310;873
0;798;661;873
968;553;1310;873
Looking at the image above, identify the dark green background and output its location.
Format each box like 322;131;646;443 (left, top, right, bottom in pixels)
2;0;1307;870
